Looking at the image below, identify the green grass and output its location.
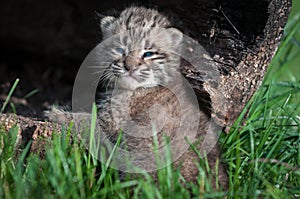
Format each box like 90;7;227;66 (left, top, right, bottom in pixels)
219;3;300;197
1;2;300;199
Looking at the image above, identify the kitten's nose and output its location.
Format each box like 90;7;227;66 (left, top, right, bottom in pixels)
125;56;141;71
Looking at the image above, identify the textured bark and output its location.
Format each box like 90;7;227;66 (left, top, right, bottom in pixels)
214;0;292;126
0;0;292;152
0;114;59;158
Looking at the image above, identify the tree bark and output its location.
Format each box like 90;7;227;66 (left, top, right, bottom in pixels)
0;0;292;147
0;114;58;157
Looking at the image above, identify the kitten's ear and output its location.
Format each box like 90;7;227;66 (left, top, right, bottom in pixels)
168;28;183;47
101;16;115;30
100;16;116;38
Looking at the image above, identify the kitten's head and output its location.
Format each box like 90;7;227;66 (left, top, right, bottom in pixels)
99;7;183;90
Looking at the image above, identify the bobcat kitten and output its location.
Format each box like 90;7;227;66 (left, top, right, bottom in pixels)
48;6;228;189
97;6;228;188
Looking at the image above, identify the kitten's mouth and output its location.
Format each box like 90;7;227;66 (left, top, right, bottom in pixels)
123;72;139;82
112;68;139;82
118;75;140;90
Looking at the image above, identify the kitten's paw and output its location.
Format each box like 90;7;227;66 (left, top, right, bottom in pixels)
44;106;72;124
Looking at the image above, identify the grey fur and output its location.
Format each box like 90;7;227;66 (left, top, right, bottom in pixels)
98;7;183;90
47;6;228;189
97;6;228;188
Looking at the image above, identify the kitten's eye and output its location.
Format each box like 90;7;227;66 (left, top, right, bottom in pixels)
116;48;125;55
142;51;154;58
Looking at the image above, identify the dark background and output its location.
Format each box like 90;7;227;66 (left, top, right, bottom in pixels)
0;0;269;118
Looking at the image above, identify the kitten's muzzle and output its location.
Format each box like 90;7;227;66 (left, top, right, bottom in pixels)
124;56;143;72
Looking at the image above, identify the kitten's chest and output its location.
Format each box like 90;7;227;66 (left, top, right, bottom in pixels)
110;87;181;132
99;85;205;153
129;87;180;123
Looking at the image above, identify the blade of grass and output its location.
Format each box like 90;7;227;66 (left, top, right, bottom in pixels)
23;89;39;99
0;78;19;113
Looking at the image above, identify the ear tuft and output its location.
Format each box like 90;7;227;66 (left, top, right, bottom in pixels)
94;11;105;20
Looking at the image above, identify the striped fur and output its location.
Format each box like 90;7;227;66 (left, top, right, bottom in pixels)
98;7;183;90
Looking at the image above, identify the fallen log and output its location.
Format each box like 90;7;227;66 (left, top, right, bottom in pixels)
0;0;292;155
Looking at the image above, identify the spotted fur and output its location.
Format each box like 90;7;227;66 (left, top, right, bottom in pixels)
47;6;228;189
98;7;183;90
95;7;228;189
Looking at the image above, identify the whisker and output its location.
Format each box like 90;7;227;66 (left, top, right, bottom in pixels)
106;76;114;91
87;64;111;69
96;70;112;86
99;72;112;86
92;68;117;75
95;71;111;86
93;70;106;75
104;73;117;89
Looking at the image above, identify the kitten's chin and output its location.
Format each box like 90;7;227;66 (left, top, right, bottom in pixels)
118;76;157;90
